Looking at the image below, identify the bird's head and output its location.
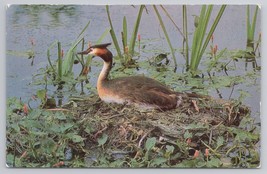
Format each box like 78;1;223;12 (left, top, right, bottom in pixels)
77;43;111;57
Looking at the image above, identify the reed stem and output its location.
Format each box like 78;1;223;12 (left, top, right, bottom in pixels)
153;5;177;68
57;42;62;80
106;5;123;60
129;5;145;56
182;5;189;69
189;5;226;73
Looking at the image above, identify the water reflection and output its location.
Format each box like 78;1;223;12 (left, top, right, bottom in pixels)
10;5;79;28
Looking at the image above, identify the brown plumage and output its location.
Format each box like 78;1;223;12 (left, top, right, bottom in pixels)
77;43;182;110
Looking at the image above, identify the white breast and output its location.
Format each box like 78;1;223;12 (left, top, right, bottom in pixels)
100;95;126;104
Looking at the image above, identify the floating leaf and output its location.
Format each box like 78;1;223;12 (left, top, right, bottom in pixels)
150;157;167;166
183;130;192;139
154;53;167;62
36;89;46;103
97;134;108;146
54;112;67;120
11;123;20;133
166;145;175;154
60;123;74;133
145;137;156;151
206;157;222;167
84;126;94;134
71;135;85;143
41;138;56;154
216;136;224;147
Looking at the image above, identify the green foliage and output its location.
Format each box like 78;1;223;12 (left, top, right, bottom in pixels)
122;16;128;50
51;23;86;77
62;21;90;76
153;5;177;68
36;89;46;103
6;5;261;169
46;21;90;85
97;134;108;146
182;5;189;68
83;28;110;67
145;137;156;151
6;98;88;167
106;5;123;59
184;130;193;139
246;5;259;49
6;90;260;168
106;5;144;67
189;5;226;74
33;23;110;100
129;5;145;56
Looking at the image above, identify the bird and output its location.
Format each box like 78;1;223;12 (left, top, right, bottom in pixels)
77;43;183;110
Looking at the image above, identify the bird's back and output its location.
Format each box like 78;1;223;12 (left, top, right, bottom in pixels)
100;76;179;110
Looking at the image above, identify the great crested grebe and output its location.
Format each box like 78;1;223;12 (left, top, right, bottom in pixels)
78;43;182;110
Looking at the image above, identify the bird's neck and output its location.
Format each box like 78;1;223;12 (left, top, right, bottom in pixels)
97;51;113;88
99;60;112;81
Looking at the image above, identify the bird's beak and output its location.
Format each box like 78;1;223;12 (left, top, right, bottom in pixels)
77;48;91;55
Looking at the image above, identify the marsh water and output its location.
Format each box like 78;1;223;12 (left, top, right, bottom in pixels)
6;5;261;120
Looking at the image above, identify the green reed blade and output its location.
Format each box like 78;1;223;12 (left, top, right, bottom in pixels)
160;5;185;39
190;5;207;70
106;5;123;59
79;38;85;66
85;28;110;66
198;6;211;49
190;5;226;72
57;42;62;80
182;5;189;68
246;5;259;53
251;5;259;41
129;5;144;56
247;5;252;40
153;5;177;68
193;5;213;69
123;16;128;50
47;40;58;73
62;36;86;76
62;21;90;76
246;5;258;42
198;5;226;67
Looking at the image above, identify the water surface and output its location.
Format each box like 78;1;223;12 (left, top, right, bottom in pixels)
6;5;261;119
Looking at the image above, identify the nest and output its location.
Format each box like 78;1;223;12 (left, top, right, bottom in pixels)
63;93;250;158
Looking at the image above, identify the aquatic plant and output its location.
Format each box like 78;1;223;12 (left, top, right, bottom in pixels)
188;5;226;74
78;28;110;77
6;5;261;169
106;5;122;60
246;5;259;52
182;5;189;69
6;38;35;65
6;93;260;168
46;21;90;83
153;5;226;75
153;5;177;70
106;5;145;67
62;21;90;76
244;5;260;70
